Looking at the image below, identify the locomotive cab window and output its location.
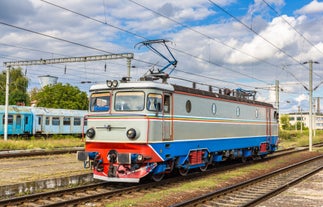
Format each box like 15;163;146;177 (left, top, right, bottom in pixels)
115;91;145;111
147;94;162;111
90;92;110;112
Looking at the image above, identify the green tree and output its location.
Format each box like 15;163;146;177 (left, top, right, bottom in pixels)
280;114;291;130
34;83;88;110
0;68;29;105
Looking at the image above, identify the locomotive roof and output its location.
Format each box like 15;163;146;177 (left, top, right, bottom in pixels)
90;80;273;108
90;80;174;92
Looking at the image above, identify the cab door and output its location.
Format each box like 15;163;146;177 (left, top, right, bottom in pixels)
162;94;173;140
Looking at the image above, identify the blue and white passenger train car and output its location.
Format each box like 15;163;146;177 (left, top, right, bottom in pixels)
80;74;279;183
0;105;87;136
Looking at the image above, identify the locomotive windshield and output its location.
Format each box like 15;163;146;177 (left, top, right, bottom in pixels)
90;92;110;112
115;91;145;111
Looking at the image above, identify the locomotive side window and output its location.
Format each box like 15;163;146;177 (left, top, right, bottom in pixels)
90;92;110;112
147;94;162;111
212;103;217;115
164;95;170;113
236;106;240;117
255;109;259;118
115;91;145;111
186;100;192;113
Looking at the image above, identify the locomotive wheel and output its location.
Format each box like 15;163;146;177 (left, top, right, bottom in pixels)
178;167;189;176
151;172;165;182
199;164;208;172
241;156;247;163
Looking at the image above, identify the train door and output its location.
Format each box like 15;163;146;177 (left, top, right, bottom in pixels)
162;94;173;140
24;115;33;134
35;116;43;134
16;115;22;134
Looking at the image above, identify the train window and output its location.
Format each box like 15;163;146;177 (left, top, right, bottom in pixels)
115;91;145;111
63;117;71;126
90;92;110;112
38;117;42;125
2;115;13;125
164;95;170;113
25;116;29;125
186;100;192;113
211;103;217;115
236;106;240;117
52;117;60;126
45;117;50;125
74;117;81;126
8;115;13;125
147;94;162;111
16;115;21;124
255;109;259;118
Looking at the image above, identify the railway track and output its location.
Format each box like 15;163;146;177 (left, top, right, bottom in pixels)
1;146;320;206
172;155;323;207
0;147;84;159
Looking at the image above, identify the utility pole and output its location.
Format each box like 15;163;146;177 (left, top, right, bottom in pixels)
3;53;133;140
4;66;10;141
303;60;319;151
275;80;279;112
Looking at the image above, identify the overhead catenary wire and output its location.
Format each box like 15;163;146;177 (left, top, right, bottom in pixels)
208;0;314;87
39;0;272;86
261;0;323;79
0;1;309;96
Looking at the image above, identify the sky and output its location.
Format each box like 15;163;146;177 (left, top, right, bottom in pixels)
1;0;323;114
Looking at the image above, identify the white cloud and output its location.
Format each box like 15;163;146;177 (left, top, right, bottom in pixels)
295;0;323;14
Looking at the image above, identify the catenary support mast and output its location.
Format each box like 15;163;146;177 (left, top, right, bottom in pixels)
3;53;134;140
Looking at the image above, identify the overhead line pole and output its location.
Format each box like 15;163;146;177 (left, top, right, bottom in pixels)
3;53;134;141
303;60;319;152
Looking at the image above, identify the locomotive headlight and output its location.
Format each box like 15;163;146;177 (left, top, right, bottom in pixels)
86;128;95;139
137;154;143;162
126;128;140;139
112;80;118;87
106;80;113;87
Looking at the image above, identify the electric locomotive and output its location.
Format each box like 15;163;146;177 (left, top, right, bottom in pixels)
77;40;279;183
78;73;279;183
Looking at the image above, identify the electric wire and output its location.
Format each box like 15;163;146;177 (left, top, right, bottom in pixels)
261;0;323;79
39;0;272;86
208;0;310;88
0;1;311;96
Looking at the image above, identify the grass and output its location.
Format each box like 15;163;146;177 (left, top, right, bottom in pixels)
278;129;323;149
0;136;84;150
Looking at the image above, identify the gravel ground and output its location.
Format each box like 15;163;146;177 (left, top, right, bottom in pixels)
258;169;323;207
0;153;90;186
